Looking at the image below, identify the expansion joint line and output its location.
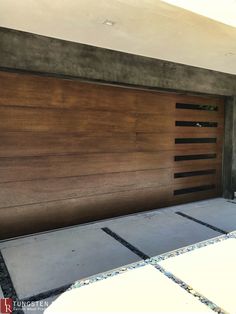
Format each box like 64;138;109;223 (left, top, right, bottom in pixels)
102;227;227;314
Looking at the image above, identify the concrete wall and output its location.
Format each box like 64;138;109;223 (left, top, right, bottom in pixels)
1;26;236;197
224;97;236;198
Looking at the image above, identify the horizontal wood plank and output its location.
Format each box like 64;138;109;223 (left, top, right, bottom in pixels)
0;107;136;133
0;70;224;239
0;182;220;239
137;133;222;152
135;91;176;114
0;71;138;112
0;169;172;208
0;152;175;182
0;152;222;184
0;186;173;239
136;113;223;133
0;132;136;157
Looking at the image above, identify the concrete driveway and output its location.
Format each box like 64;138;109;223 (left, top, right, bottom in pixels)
0;197;236;313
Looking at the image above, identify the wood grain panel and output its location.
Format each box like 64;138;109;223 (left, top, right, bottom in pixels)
0;132;136;157
1;131;222;158
137;113;223;133
170;189;220;206
0;169;172;208
175;94;224;109
0;152;174;183
0;70;224;239
174;110;224;122
174;126;222;134
136;114;174;132
137;133;222;152
135;91;176;114
173;164;222;176
173;178;217;191
0;107;136;133
0;71;137;112
0;181;219;240
0;151;222;183
173;167;221;185
0;186;173;239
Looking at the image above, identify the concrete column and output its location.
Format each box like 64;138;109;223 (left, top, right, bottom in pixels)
223;96;236;198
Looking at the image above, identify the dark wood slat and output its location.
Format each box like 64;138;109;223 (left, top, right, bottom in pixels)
174;109;224;121
173;149;222;167
173;171;220;186
174;159;222;168
137;133;222;152
175;94;224;111
170;189;220;206
173;164;222;175
137;113;223;133
173;177;218;188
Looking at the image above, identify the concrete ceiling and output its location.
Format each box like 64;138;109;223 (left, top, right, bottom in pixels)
0;0;236;74
163;0;236;28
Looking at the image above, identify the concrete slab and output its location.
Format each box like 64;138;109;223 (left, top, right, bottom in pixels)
163;197;225;213
0;286;4;298
23;295;59;314
106;211;220;257
45;265;213;313
1;227;140;299
160;238;236;314
92;198;226;229
180;200;236;232
0;198;223;249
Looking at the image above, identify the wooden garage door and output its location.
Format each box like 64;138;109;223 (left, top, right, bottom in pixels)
0;71;224;239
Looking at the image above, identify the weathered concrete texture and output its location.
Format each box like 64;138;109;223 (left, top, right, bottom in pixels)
223;96;236;197
231;97;236;193
105;210;220;257
0;285;4;298
223;97;234;198
181;199;236;232
0;227;139;299
0;26;236;196
0;27;236;96
0;198;233;306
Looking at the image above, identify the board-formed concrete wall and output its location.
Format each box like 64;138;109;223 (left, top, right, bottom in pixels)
0;26;236;197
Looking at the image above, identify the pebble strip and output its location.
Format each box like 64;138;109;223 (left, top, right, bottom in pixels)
70;260;147;290
72;232;236;289
150;261;228;314
150;231;236;264
69;232;236;314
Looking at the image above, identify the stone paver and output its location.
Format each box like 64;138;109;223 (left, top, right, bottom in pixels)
106;210;220;257
180;200;236;232
45;265;213;313
160;238;236;314
1;227;139;299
